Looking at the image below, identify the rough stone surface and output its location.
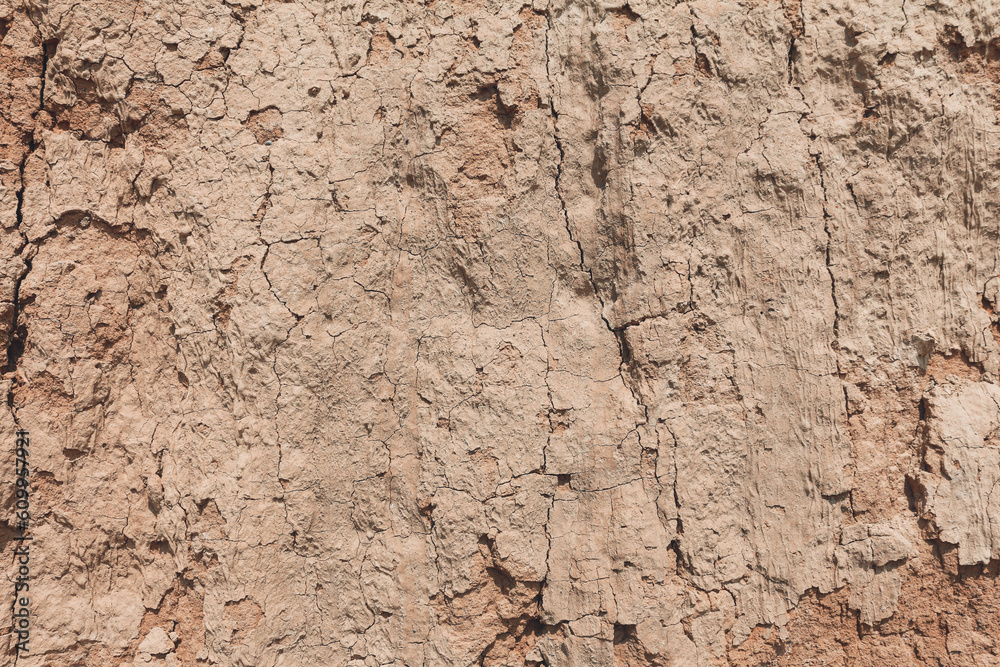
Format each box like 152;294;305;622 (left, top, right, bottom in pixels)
138;627;175;657
2;0;1000;664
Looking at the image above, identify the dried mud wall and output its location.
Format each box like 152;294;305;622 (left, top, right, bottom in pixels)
2;0;1000;665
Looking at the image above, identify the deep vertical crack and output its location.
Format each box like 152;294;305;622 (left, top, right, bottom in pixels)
814;153;841;358
540;12;658;653
4;24;50;426
543;7;650;429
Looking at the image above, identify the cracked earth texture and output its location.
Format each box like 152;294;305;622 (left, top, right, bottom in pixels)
2;0;1000;665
